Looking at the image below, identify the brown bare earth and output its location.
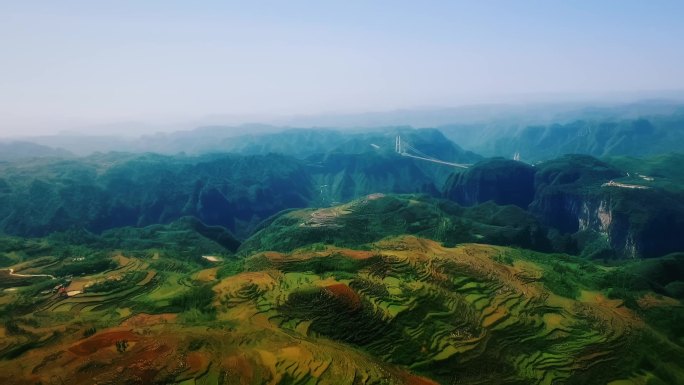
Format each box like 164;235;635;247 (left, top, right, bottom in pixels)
324;283;362;310
637;293;682;309
69;330;141;356
194;267;218;282
120;313;177;328
1;233;682;384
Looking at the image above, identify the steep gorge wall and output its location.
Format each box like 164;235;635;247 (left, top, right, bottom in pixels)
445;155;684;258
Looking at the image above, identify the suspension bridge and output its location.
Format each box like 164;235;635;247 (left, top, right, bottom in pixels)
394;135;470;168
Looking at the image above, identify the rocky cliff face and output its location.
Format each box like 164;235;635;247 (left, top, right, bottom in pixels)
444;158;536;209
577;196;636;258
530;157;684;258
531;188;684;259
445;154;684;258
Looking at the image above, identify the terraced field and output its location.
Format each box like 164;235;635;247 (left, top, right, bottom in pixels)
225;237;684;384
0;234;683;384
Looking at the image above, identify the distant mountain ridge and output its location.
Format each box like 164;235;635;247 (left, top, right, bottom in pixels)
441;113;684;161
12;100;684;161
0;141;73;161
239;194;551;255
2;123;682;259
0;129;475;239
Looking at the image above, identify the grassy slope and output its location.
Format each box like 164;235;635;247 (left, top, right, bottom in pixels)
0;224;682;384
240;194;553;256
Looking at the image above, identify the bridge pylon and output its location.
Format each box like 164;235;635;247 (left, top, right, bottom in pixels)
395;134;469;169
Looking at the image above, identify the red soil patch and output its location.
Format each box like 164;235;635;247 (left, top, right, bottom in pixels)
113;255;131;267
69;330;140;356
264;251;286;259
65;278;91;292
132;341;172;365
123;342;172;384
401;372;441;385
324;283;361;310
338;249;375;260
637;293;681;309
186;351;208;373
292;248;374;261
223;354;255;384
120;313;177;328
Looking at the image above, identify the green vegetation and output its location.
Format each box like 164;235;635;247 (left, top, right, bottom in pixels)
53;258;115;277
0;152;312;239
444;157;536;208
0;129;479;239
607;152;684;194
443;114;684;161
0;210;682;384
169;285;215;314
240;194;553;255
84;271;146;293
0;130;682;384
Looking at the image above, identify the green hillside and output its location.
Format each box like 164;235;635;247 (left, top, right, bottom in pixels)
443;154;684;258
441;114;684;161
0;201;682;384
240;194;552;255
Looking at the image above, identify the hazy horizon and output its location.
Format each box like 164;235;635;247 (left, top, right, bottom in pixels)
2;1;684;136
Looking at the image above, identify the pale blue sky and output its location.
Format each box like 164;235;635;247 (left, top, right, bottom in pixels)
1;1;683;135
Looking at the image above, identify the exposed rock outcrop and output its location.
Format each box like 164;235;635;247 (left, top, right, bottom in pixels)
445;154;684;258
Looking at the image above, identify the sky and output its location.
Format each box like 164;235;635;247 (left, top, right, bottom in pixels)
1;0;684;136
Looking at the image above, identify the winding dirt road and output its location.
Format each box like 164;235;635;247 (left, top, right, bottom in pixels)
3;268;56;280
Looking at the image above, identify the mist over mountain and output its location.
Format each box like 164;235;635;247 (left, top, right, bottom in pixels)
0;129;479;239
441;112;684;161
7;100;684;163
3;1;684;382
0;141;74;161
2;111;684;384
2;123;682;260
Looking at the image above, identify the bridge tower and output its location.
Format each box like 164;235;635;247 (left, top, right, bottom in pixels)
394;134;469;169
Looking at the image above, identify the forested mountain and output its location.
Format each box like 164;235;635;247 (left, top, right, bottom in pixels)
3;1;684;382
10;103;684;162
0;129;478;239
441;113;684;161
1;126;684;385
444;154;684;258
1;134;682;260
0;141;73;162
0;153;312;238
